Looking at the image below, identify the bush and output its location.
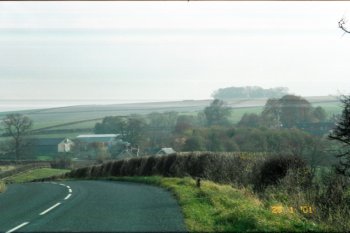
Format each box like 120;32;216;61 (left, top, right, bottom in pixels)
69;167;91;178
100;162;113;177
110;160;124;177
140;156;157;176
90;165;103;177
0;181;6;193
254;155;307;191
123;158;142;176
51;155;72;169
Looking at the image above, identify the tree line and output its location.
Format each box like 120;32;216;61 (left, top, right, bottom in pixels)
212;86;289;99
1;94;350;174
91;94;334;166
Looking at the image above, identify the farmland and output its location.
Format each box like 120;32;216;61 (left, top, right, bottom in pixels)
0;96;341;141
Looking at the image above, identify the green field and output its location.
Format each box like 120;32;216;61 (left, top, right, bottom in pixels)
0;181;5;192
0;96;342;137
4;168;70;183
0;166;15;172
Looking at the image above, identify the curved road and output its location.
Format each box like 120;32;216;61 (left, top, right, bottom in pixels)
0;180;186;232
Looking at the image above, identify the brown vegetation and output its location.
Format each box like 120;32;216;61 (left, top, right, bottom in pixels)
64;152;266;187
57;152;350;231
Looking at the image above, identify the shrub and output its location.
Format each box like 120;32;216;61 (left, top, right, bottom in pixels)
154;156;168;176
110;160;124;176
140;156;157;176
124;158;142;176
0;181;6;193
69;167;91;178
100;162;113;177
161;154;177;177
66;152;266;187
51;155;72;169
254;155;307;191
90;165;103;177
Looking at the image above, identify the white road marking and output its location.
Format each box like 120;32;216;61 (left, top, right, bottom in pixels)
39;202;61;215
68;189;72;193
66;186;71;189
59;183;66;187
64;194;72;200
6;222;29;233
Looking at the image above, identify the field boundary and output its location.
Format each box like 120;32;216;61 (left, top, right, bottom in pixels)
0;163;51;181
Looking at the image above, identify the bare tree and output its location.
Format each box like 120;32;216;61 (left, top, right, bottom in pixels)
339;18;350;34
1;113;33;160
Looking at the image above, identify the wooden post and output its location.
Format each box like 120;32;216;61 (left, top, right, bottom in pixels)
196;178;201;188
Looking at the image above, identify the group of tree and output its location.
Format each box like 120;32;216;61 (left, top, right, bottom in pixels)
329;95;350;175
2;92;350;176
212;86;289;99
239;95;327;129
90;95;338;168
203;99;231;126
94;116;146;146
181;126;333;167
93;95;330;154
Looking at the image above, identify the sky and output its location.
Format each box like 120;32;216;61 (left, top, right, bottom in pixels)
1;1;350;109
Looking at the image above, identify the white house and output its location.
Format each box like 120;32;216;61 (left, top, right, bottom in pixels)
58;138;75;153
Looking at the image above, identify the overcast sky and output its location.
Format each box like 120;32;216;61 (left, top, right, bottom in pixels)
1;1;350;105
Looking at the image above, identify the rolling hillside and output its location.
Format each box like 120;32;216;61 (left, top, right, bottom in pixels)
0;96;342;140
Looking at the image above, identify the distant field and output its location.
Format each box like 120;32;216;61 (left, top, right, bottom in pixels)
30;118;101;131
4;168;70;183
0;96;342;136
9;100;210;130
313;102;342;117
0;166;15;173
229;106;264;123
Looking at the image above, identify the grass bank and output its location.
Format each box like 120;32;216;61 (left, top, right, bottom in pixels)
5;168;70;183
108;176;323;232
0;181;5;193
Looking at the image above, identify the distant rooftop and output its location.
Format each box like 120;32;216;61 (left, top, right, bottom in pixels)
77;134;119;138
76;134;120;143
157;148;176;155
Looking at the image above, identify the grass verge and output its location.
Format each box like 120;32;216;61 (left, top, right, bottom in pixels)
107;176;324;232
0;181;6;193
5;168;70;183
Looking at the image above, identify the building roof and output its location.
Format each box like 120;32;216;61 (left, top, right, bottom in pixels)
77;134;120;138
157;148;176;155
59;138;74;144
76;134;120;143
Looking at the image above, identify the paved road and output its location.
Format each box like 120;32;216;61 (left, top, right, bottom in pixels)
0;180;186;232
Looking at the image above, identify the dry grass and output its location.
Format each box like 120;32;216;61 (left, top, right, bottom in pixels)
109;176;323;232
66;152;266;187
0;181;6;193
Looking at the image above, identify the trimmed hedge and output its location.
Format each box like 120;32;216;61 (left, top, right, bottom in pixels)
253;155;308;191
64;152;266;187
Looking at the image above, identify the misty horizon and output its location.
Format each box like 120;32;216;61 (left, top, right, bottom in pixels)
0;92;341;113
1;2;350;109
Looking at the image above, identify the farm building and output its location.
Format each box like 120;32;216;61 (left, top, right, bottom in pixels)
58;138;75;153
75;134;123;159
76;134;121;146
156;148;176;156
